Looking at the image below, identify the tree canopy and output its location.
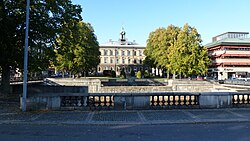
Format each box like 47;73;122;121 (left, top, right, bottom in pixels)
0;0;82;93
54;21;100;77
144;23;210;79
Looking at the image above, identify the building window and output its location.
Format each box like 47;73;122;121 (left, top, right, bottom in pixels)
104;49;108;55
139;50;142;56
104;57;108;63
128;58;131;64
133;50;136;56
134;59;137;64
98;67;101;72
139;59;142;64
122;58;125;64
116;58;119;64
116;49;119;55
127;50;130;56
122;50;125;56
110;50;113;56
110;58;114;64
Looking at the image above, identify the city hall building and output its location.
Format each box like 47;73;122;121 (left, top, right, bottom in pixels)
98;28;146;76
206;32;250;80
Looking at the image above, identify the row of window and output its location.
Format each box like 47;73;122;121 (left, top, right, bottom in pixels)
98;66;144;72
102;49;143;56
102;57;143;64
222;56;250;59
224;48;250;51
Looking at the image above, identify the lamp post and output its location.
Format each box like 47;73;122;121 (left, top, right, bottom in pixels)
22;0;30;112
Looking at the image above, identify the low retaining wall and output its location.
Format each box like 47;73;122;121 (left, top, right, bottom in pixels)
99;86;172;93
44;78;101;93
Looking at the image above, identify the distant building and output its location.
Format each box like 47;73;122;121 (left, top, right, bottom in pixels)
98;28;146;76
206;32;250;80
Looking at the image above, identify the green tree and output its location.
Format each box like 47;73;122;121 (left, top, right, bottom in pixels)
0;0;82;93
145;23;210;79
175;23;210;77
145;25;180;78
55;21;100;77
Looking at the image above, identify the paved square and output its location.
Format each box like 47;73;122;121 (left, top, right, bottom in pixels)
0;112;35;121
189;110;240;119
228;109;250;118
92;111;140;122
35;111;88;121
142;110;193;121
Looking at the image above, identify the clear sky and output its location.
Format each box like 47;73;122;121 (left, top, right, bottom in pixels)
72;0;250;45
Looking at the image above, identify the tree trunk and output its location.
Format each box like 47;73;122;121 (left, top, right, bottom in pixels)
167;70;169;79
0;65;10;94
179;73;182;79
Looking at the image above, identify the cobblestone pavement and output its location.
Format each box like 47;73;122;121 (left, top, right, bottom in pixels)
1;101;250;125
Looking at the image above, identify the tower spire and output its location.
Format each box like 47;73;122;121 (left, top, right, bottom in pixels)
120;27;126;42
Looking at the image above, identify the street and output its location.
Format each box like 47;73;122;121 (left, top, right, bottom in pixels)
0;123;250;141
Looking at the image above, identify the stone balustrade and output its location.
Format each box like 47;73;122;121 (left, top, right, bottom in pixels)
21;86;250;110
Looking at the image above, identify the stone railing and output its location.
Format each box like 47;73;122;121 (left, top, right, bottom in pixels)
20;85;88;110
21;87;250;110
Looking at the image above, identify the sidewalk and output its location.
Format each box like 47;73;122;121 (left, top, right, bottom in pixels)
1;100;250;125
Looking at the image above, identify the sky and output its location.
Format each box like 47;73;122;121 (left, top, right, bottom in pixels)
72;0;250;45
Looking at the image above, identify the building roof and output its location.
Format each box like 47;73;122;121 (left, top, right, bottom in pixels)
205;38;250;48
100;43;145;48
99;27;146;48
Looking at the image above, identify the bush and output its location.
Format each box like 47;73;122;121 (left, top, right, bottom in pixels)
103;70;112;76
130;69;135;77
111;70;116;78
120;69;126;79
144;70;150;78
136;71;142;79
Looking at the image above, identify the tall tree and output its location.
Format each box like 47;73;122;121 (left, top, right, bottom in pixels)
175;23;210;77
0;0;82;94
145;23;210;79
55;21;100;77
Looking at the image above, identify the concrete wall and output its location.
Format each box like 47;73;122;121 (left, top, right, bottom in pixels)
45;78;219;93
169;79;215;92
100;86;172;93
45;78;101;93
199;92;232;108
114;94;150;110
